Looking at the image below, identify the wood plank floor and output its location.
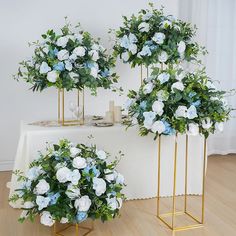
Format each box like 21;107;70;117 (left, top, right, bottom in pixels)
0;155;236;236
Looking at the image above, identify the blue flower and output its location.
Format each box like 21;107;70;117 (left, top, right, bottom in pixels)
48;192;60;205
101;69;110;77
49;48;58;57
139;46;152;56
53;62;65;71
189;92;197;98
83;165;100;179
140;101;147;109
162;120;175;135
76;211;88;223
144;40;153;46
192;100;201;107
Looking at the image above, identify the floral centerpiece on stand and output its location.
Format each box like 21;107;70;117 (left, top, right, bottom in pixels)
10;139;125;227
124;65;233;138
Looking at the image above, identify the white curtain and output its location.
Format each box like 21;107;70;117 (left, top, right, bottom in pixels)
178;0;236;155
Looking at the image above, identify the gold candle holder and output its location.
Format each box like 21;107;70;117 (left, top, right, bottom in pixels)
58;88;85;126
156;134;207;232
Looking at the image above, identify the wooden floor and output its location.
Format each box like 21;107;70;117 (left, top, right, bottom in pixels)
0;155;236;236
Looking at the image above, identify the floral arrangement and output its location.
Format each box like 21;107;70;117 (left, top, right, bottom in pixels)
112;3;206;67
124;65;232;138
15;20;119;94
10;139;125;226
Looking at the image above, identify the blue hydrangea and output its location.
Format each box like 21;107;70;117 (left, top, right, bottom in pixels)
53;62;65;71
192;100;201;107
76;211;88;223
162;120;175;135
189;92;197;98
140;101;147;109
48;192;60;205
101;69;110;77
49;48;59;57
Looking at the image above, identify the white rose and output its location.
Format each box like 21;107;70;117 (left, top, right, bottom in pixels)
143;83;154;94
215;122;224;132
70;147;81;157
40;211;55;227
188;123;199;136
23;201;34;209
206;81;216;89
187;105;198;119
66;183;81;199
39;62;51;74
70;169;81;185
177;41;186;54
36;196;50;211
142;12;152;21
27;166;44;180
75;34;83;42
57;49;69;61
96;150;107;160
124;98;135;110
56;167;72;183
56;36;69;48
69;53;77;61
60;217;69;224
90;67;98;78
157;72;170;84
171;81;184;91
152;32;165;44
73;46;86;57
116;173;125;185
65;60;72;71
72;157;87;169
175;106;187;118
176;71;185;81
74;195;91;211
129;44;137;55
202;118;212;129
151;121;165;134
93;177;106;196
138;22;150;32
34;179;50;195
152;101;164;116
47;71;58;83
104;169;117;182
158;51;168;63
121;52;129;62
89;50;99;61
106;197;118;210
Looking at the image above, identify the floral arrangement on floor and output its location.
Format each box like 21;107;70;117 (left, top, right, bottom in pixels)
9;139;125;226
14;20;119;95
124;65;233;138
112;3;206;67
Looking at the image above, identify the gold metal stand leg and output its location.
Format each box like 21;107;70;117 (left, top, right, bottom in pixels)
146;66;149;78
62;89;65;126
201;138;207;223
58;89;61;124
157;135;161;216
184;135;189;212
76;223;79;236
82;89;85;125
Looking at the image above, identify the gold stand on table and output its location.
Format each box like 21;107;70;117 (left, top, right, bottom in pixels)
51;221;94;236
157;134;207;232
58;89;85;126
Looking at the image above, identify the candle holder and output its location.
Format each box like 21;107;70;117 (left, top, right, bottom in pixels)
51;221;94;236
156;134;207;231
58;89;85;126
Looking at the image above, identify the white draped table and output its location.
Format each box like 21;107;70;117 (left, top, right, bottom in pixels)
9;121;206;206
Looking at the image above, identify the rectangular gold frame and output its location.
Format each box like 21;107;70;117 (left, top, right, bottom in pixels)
58;89;85;126
157;134;207;232
51;221;94;236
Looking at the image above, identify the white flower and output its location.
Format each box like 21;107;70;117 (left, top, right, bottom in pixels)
93;177;106;196
34;179;50;195
121;52;129;62
171;81;184;91
69;53;77;61
72;157;87;169
89;50;99;61
96;150;107;160
139;45;152;57
175;106;187;118
176;71;185;81
177;41;186;54
116;173;125;185
75;34;83;42
158;51;168;63
202;118;213;129
104;169;117;182
23;201;34;209
70;147;81;157
27;166;44;180
47;71;58;83
42;47;49;54
129;33;138;43
70;169;81;185
66;184;81;199
36;196;50;211
187;105;198;119
152;32;165;44
138;22;150;32
152;101;164;116
143;111;156;129
57;49;69;61
65;60;72;71
60;217;69;224
40;211;55;227
161;20;172;28
188;123;199;136
74;196;91;211
157;90;169;101
129;44;137;55
158;72;170;84
215;122;224;132
206;81;216;89
56;36;69;48
73;46;86;57
142;12;152;21
56;167;72;183
90;67;99;78
106;197;118;210
124;98;135;110
151;121;165;134
39;62;51;74
143;83;154;94
132;117;138;125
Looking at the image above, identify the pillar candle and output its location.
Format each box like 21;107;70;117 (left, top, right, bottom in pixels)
114;106;122;123
109;100;115;113
105;111;114;123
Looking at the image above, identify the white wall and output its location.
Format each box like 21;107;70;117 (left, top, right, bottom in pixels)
0;0;179;170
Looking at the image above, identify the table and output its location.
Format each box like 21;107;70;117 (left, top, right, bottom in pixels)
9;121;206;207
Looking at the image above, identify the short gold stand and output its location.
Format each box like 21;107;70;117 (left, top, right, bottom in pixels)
51;221;94;236
58;89;85;126
157;134;207;231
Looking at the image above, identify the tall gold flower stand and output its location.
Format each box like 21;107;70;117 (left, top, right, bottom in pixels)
58;89;85;126
156;134;207;232
51;221;94;236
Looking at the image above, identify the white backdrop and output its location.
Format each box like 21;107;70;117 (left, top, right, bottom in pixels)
0;0;179;170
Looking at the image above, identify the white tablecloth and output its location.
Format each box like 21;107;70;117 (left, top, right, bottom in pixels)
9;121;206;206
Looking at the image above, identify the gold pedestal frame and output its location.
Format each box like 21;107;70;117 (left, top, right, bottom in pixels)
157;134;207;232
52;221;94;236
58;89;85;126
